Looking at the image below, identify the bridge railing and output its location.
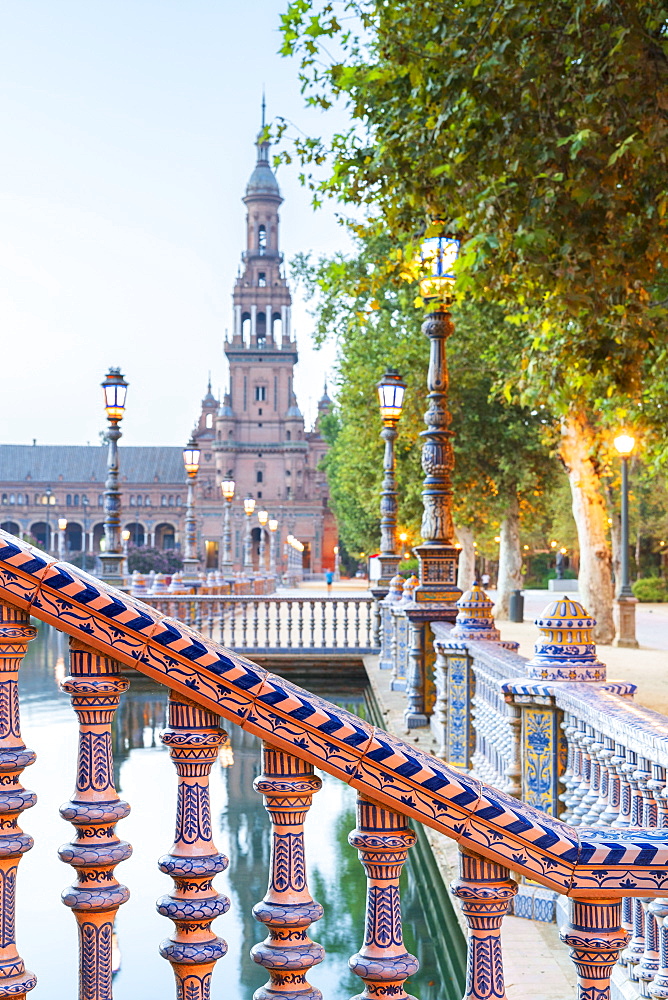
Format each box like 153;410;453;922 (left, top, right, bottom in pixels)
0;530;666;1000
142;593;378;653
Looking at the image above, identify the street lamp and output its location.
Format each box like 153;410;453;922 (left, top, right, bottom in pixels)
181;436;201;590
243;496;256;573
40;487;56;552
258;509;269;574
81;495;90;572
373;368;406;596
121;528;131;581
220;480;235;575
268;518;279;577
58;517;67;560
100;367;128;587
402;226;462;730
333;543;340;581
613;431;638;648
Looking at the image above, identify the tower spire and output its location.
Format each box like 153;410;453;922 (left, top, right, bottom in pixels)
261;89;266;130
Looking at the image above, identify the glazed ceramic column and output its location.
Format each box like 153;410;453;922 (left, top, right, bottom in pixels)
450;850;517;1000
59;638;131;1000
561;899;628;1000
158;694;229;999
600;742;625;826
251;744;324;999
349;796;418;1000
0;603;37;999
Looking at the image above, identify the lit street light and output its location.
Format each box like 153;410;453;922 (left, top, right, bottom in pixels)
268;518;278;577
613;431;638;648
220;480;235;576
243;496;256;573
258;509;269;574
58;518;67;560
374;368;406;595
181;437;201;591
99;367;128;587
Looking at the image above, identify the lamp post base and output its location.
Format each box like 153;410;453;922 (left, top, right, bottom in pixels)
613;595;639;648
98;552;126;590
181;557;201;594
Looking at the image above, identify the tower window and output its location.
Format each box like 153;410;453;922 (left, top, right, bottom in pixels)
256;470;263;483
258;225;267;252
286;430;291;441
258;272;266;287
205;413;213;428
255;386;266;402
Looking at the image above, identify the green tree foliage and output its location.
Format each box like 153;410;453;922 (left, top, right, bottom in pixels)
280;0;668;415
293;235;559;556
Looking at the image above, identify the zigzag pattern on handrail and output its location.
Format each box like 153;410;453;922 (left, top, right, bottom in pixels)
1;529;668;900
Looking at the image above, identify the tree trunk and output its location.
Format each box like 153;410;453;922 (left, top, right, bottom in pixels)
560;411;615;643
604;482;621;595
494;492;523;620
455;524;476;592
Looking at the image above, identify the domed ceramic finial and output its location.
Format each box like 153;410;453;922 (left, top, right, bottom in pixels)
388;572;405;602
401;574;419;602
451;583;500;641
526;596;606;681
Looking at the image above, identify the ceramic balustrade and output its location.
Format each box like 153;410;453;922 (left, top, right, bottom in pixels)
143;594;377;654
6;532;668;1000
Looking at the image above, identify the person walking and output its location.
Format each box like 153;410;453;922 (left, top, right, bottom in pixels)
325;569;334;594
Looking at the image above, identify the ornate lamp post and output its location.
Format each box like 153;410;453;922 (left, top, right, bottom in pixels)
40;487;55;552
333;544;340;581
182;437;201;591
99;367;128;587
220;480;235;575
121;528;131;581
243;496;256;573
268;518;278;577
258;510;269;574
403;229;463;729
81;495;90;572
613;432;638;648
58;518;67;560
373;369;406;595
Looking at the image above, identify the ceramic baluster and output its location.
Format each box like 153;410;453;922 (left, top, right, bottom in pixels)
615;749;636;830
320;600;327;647
297;600;305;648
451;850;517;1000
309;601;316;648
0;603;37;999
649;778;668;1000
561;721;586;823
343;601;350;648
591;738;614;825
157;694;229;999
251;600;259;647
624;759;651;975
601;743;625;826
207;601;214;639
561;899;628;1000
637;764;664;991
59;638;131;1000
354;601;361;647
559;716;579;822
331;601;338;648
578;732;602;823
571;728;595;825
286;603;294;648
251;744;324;999
348;796;418;1000
242;600;249;648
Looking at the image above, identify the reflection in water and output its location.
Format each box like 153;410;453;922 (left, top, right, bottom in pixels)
16;623;460;999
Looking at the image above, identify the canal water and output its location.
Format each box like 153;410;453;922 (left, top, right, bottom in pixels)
16;624;464;999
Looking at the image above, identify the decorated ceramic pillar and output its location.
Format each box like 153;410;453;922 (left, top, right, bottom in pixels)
450;584;500;642
348;796;418;1000
561;899;628;1000
0;603;37;999
251;744;324;999
451;850;517;1000
158;695;229;999
526;597;606;682
59;638;131;1000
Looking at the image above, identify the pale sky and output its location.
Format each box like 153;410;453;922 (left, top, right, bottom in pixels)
0;1;350;447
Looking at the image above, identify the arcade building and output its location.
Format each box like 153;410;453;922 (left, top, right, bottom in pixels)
0;128;337;577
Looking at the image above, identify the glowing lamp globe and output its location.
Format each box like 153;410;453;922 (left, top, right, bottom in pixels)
221;480;235;502
244;496;256;516
377;368;406;424
101;368;128;422
258;510;269;527
420;232;460;301
614;432;635;456
268;519;278;532
58;518;67;531
182;438;201;477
